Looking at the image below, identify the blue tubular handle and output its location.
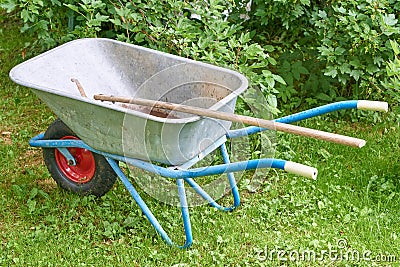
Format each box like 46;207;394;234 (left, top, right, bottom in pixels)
227;100;388;138
181;157;318;211
120;156;315;179
277;100;358;124
30;134;317;179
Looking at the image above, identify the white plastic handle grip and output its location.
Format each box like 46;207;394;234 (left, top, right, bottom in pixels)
357;100;388;112
284;161;318;180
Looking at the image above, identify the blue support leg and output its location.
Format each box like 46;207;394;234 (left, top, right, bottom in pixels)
177;178;193;248
220;143;240;208
106;157;193;248
182;143;240;212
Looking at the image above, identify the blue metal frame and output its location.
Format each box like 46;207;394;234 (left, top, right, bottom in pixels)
28;100;367;248
30;134;287;180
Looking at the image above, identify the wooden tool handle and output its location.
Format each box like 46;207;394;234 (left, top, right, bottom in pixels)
93;94;366;148
71;78;88;98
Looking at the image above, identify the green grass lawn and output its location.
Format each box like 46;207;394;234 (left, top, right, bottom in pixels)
1;15;400;266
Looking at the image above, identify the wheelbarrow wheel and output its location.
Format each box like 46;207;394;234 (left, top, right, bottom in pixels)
42;119;117;197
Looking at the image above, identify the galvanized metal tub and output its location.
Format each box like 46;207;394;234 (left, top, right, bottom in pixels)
9;38;248;165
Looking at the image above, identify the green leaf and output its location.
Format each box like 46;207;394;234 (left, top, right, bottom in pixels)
50;0;62;6
268;57;277;65
334;47;346;55
65;4;80;13
109;18;122;26
20;9;33;23
134;32;146;43
292;68;301;80
27;199;37;213
319;46;333;56
290;62;308;80
284;73;294;86
246;44;264;58
324;67;338;78
264;45;275;52
34;0;44;7
0;1;16;13
366;64;379;74
349;58;361;68
29;187;38;200
383;14;398;26
316;93;332;101
272;74;286;85
349;69;363;81
262;70;272;76
336;6;346;14
280;61;291;72
265;76;275;88
266;94;277;108
390;40;400;55
318;10;327;19
238;32;251;44
339;63;351;74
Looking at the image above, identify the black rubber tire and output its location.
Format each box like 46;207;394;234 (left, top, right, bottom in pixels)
42;119;117;197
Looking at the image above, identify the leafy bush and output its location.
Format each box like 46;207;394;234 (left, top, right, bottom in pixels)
2;0;400;112
1;0;77;49
312;0;400;99
2;0;284;114
231;0;313;40
230;0;400;110
382;40;400;110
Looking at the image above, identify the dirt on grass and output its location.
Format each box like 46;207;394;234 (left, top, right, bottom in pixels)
1;131;12;145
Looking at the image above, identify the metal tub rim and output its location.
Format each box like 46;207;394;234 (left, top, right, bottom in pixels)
9;38;249;125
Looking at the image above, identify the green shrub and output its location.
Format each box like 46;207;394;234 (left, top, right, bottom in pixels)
382;40;400;109
1;0;284;114
1;0;78;49
230;0;400;110
2;0;399;113
231;0;313;41
312;0;400;99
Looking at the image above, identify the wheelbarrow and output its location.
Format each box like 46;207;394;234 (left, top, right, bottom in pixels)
9;38;388;248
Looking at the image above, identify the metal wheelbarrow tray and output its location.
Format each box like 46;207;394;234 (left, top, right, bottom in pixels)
9;38;388;248
10;38;249;165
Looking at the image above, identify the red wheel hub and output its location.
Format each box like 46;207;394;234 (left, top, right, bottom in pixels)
55;136;96;183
